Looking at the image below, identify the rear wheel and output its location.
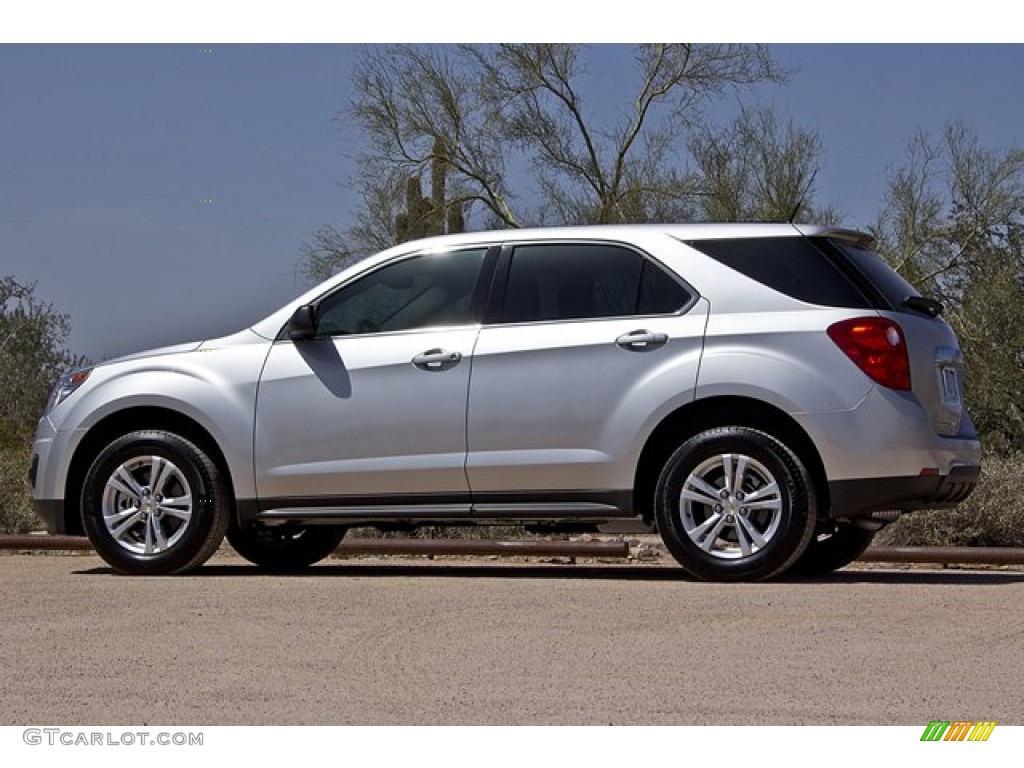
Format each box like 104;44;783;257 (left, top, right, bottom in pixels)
82;430;230;575
227;524;346;570
655;427;817;581
789;522;875;576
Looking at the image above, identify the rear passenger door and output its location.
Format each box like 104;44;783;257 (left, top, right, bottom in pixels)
466;241;709;515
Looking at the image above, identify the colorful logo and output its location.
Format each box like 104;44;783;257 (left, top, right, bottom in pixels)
921;721;996;742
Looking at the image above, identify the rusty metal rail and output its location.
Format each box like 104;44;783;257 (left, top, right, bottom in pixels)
3;535;1024;565
0;535;92;550
336;538;628;558
859;546;1024;566
0;534;629;558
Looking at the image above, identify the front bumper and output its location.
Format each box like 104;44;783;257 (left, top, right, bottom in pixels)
827;464;981;519
29;417;80;535
32;499;68;534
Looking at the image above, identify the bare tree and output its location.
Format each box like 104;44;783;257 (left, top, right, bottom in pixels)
298;183;405;284
353;45;518;228
300;44;789;280
689;105;837;223
470;44;783;225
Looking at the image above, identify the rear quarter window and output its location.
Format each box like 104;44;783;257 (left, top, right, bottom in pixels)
687;237;871;309
821;238;922;310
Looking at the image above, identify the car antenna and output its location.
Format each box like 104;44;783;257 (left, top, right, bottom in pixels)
787;169;819;224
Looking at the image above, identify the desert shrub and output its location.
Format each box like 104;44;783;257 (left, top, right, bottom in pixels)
1;276;84;533
0;445;40;533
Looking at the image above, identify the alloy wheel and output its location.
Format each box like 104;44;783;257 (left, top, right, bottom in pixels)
100;455;193;555
679;452;783;560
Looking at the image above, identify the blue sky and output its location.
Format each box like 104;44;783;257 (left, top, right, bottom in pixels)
2;43;1023;361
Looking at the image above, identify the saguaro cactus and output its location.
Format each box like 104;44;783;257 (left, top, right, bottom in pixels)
395;139;465;243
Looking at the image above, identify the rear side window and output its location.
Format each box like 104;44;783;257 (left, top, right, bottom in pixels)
639;259;690;314
688;237;871;309
501;243;691;323
821;238;921;310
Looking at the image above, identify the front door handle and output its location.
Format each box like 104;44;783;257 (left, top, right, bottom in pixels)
412;348;462;372
616;330;668;352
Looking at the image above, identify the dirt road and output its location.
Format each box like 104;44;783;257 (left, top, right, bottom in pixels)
1;552;1021;725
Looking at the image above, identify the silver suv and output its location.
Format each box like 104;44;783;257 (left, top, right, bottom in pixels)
30;224;981;580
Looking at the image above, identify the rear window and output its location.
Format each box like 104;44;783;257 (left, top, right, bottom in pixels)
822;238;921;310
687;237;871;309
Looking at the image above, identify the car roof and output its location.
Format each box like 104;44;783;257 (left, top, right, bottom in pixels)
374;222;869;251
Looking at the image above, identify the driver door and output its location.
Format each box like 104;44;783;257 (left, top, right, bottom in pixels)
254;247;490;515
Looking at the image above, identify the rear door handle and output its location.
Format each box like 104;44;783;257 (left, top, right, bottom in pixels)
616;330;668;352
412;348;462;371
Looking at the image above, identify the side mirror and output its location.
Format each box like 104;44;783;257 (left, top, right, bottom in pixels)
288;305;317;341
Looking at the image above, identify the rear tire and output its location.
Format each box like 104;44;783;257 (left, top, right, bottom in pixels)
789;522;875;576
655;427;817;582
82;430;230;575
227;524;346;570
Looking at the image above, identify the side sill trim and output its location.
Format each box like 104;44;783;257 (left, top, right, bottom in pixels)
472;502;623;518
237;490;635;527
259;504;472;520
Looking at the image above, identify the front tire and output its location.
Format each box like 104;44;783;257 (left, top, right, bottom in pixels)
227;524;346;570
655;427;817;581
82;430;230;575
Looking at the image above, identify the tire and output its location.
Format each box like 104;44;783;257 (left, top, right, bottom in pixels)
788;522;876;576
655;427;817;582
81;430;230;575
227;524;346;570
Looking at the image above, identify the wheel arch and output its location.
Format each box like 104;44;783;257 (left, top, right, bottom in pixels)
633;396;829;526
63;406;237;536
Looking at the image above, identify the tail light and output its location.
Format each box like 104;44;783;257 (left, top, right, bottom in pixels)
827;317;911;391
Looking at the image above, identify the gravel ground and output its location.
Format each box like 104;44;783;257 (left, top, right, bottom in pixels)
1;550;1022;725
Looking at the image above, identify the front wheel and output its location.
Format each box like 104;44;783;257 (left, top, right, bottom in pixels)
81;430;231;575
655;427;817;582
227;524;346;570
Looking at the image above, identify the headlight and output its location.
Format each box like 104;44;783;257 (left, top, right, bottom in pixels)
45;368;93;414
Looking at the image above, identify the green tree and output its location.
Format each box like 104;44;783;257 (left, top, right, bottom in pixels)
871;123;1024;449
0;276;82;532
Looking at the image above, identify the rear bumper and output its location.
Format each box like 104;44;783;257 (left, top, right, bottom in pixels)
796;385;981;482
828;464;981;519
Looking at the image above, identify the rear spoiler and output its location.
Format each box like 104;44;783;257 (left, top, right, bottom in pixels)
792;224;875;248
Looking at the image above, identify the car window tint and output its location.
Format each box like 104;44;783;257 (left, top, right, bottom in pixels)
316;248;487;336
823;238;922;310
638;259;691;314
502;244;690;322
688;237;871;309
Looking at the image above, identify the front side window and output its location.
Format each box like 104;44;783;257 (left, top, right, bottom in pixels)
316;248;487;336
501;243;690;323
